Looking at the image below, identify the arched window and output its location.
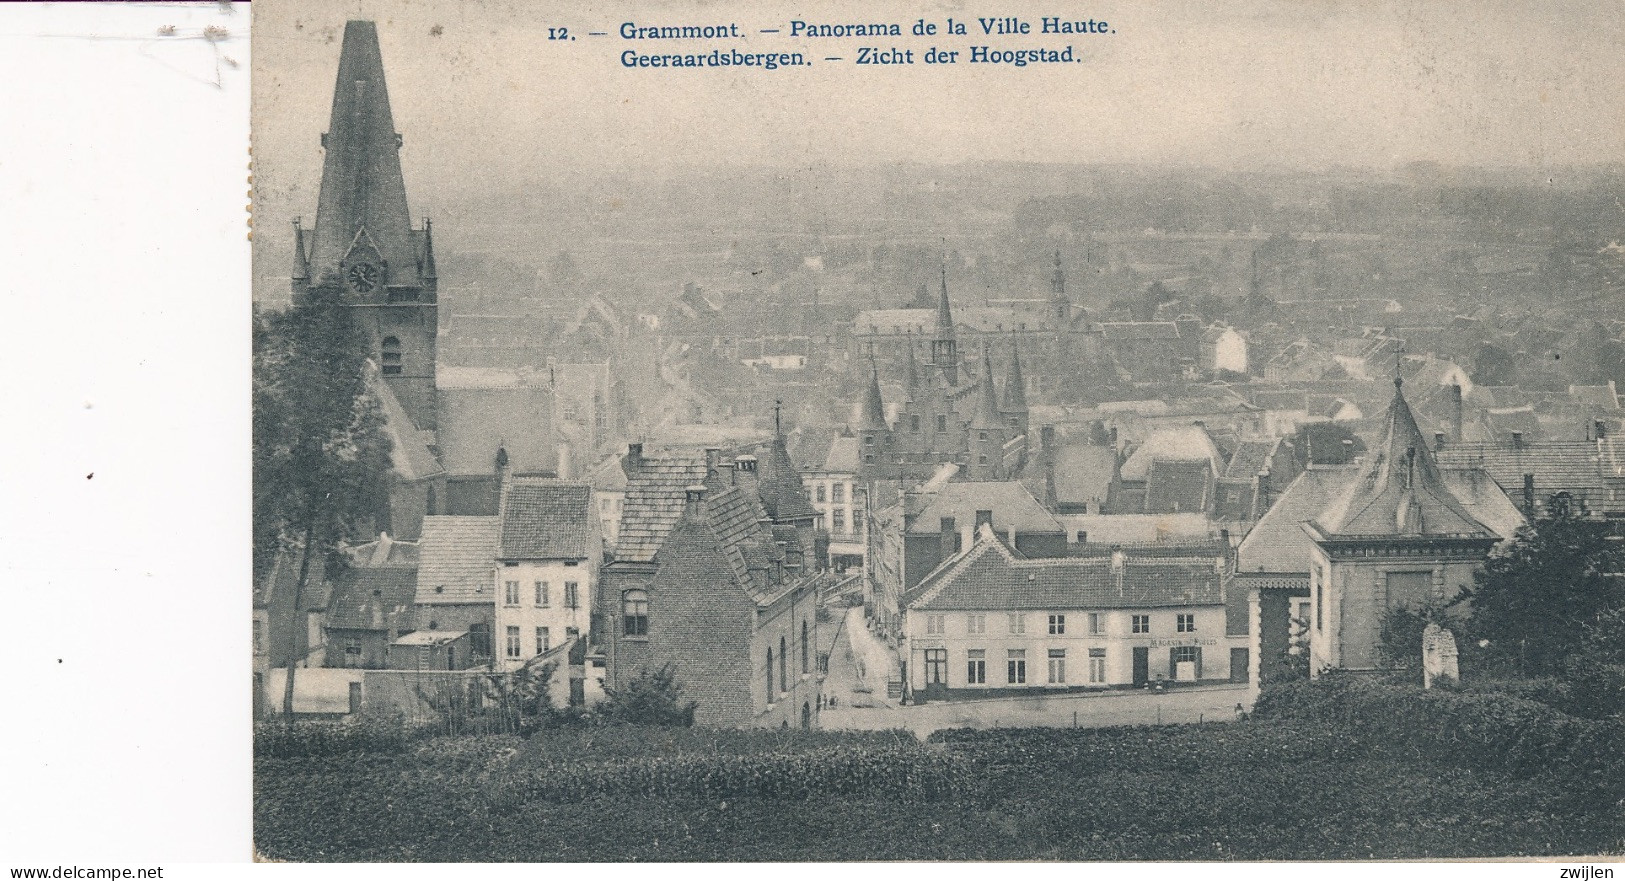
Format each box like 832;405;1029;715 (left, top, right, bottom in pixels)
381;336;403;375
621;590;648;637
765;647;774;700
779;635;788;694
801;620;809;674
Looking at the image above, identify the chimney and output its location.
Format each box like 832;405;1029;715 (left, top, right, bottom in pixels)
705;447;722;471
1449;384;1464;442
1040;424;1059;508
1595;420;1607;441
684;483;706;517
1522;473;1535;515
774;541;789;583
1110;546;1124;570
1511;431;1524;450
940;516;958;554
735;454;758;473
623;442;644;478
974;509;994;532
1434;431;1446;453
1256;469;1272;511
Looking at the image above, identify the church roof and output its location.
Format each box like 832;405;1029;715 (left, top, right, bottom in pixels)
308;21;423;293
1310;380;1496;539
367;363;442;479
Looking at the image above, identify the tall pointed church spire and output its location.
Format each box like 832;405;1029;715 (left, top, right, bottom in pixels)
859;351;887;431
420;216;437;281
309;20;424;300
931;262;959;385
902;332;921;394
1002;339;1028;412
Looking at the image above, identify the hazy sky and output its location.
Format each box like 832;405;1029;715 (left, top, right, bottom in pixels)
252;0;1624;212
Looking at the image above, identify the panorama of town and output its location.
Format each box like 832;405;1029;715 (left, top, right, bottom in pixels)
251;18;1625;862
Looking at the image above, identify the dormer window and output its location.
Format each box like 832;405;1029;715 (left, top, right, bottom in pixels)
381;336;402;375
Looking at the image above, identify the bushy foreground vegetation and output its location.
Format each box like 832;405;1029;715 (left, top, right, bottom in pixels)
256;681;1624;861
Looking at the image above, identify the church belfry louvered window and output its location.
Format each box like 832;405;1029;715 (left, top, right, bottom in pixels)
381;336;402;375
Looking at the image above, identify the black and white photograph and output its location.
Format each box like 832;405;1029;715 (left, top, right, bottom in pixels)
6;0;1625;872
245;0;1625;863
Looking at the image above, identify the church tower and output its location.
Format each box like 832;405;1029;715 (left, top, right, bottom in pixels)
1049;250;1069;325
294;20;439;431
930;266;959;387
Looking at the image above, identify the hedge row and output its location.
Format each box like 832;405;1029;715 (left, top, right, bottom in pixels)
493;744;972;804
1251;677;1625;776
253;718;409;759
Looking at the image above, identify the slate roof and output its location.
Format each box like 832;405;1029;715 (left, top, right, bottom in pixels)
326;568;418;631
415;516;499;604
756;434;820;522
1435;441;1610;495
1249;389;1308;412
1144;459;1214;514
1120;426;1223;481
905;525;1224;611
907;481;1063;536
1235;466;1358;574
499;481;595;560
615;451;709;563
1311;382;1495;539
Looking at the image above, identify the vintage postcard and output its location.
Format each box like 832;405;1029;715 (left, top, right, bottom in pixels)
249;0;1625;864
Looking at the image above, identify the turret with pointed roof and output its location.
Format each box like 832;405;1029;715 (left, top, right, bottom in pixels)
858;354;888;432
1310;378;1494;539
971;346;1004;431
1001;339;1030;442
1300;377;1502;675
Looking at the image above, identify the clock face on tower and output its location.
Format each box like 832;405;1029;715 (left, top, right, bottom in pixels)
346;262;379;293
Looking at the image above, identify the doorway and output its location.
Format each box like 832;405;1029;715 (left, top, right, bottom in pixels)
1132;647;1150;687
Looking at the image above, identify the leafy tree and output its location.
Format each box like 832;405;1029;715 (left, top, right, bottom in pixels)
1559;606;1625;719
597;664;697;727
1456;513;1625;677
254;274;394;716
